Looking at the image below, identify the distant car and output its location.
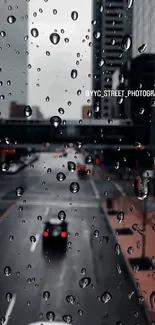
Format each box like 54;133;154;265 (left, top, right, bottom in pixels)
77;164;89;178
43;218;68;250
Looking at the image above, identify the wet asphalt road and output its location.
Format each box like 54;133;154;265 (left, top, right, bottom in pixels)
0;151;151;325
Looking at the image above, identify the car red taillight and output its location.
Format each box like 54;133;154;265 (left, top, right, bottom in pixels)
61;232;68;238
43;231;49;237
96;158;100;165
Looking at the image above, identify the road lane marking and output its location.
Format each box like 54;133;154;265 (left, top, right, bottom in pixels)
4;293;16;325
0;204;14;224
44;206;50;217
16;201;99;208
112;181;126;197
30;234;40;252
90;180;100;199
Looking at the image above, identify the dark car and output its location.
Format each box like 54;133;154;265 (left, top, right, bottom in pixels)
43;218;68;250
77;164;89;178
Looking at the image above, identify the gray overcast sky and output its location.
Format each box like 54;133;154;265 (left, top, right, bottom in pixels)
0;0;93;119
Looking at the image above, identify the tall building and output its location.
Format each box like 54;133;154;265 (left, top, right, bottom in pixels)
93;0;132;118
132;1;155;58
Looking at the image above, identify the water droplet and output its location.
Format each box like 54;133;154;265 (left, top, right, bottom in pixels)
134;176;149;200
43;291;50;300
9;235;14;241
27;277;31;283
47;168;52;174
5;293;12;302
16;187;24;197
5;137;11;145
85;155;93;163
64;37;69;43
49;33;60;45
79;276;91;288
4;266;11;276
138;296;144;304
117;211;124;223
37;215;42;221
70;182;80;193
27;264;31;269
53;9;57;15
93;230;99;237
7;15;16;24
30;235;36;243
58;210;66;221
93;31;101;39
138;43;146;54
127;246;134;254
121;34;132;51
71;69;78;79
68;161;76;172
139;107;144;115
81;268;86;275
18;206;23;211
63;315;73;323
0;317;6;324
56;172;66;182
50;115;61;127
115;243;121;255
24;105;32;117
58;107;65;115
1;162;9;172
27;301;31;305
116;263;122;274
66;295;75;304
0;31;6;37
31;28;39;38
71;11;78;21
46;311;55;321
101;292;112;303
127;0;134;8
150;291;155;310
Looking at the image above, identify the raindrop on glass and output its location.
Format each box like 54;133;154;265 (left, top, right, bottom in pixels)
58;107;65;115
16;187;24;197
24;105;32;117
121;34;132;51
71;11;78;21
43;291;50;300
5;293;12;302
7;15;16;24
66;295;75;305
0;31;6;37
30;236;36;243
93;230;99;237
101;292;112;303
81;268;86;275
47;168;52;174
1;162;9;172
4;266;11;276
31;28;39;38
46;311;55;321
50;115;61;127
68;161;76;172
56;172;66;182
58;210;66;221
138;44;146;54
70;182;80;193
134;176;149;200
9;235;14;241
71;69;78;79
49;33;60;45
127;246;134;254
37;215;42;221
93;31;101;39
53;9;57;15
79;277;91;288
117;211;124;223
150;291;155;310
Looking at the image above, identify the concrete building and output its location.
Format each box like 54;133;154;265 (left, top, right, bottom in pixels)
132;1;155;58
99;0;132;118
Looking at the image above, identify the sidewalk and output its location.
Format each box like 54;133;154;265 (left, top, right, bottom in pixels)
99;166;155;322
